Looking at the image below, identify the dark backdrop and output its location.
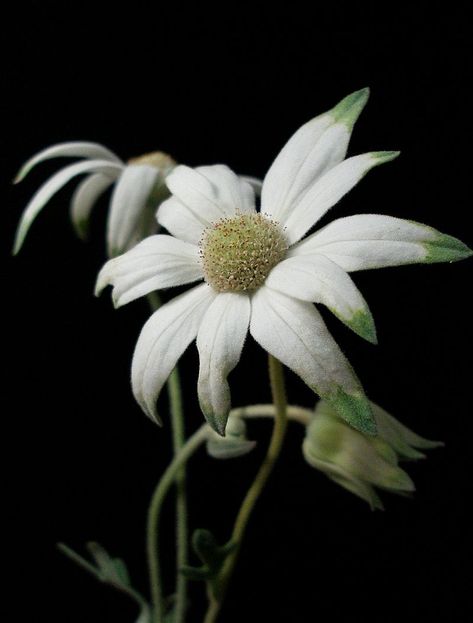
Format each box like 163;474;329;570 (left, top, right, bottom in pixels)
2;3;471;622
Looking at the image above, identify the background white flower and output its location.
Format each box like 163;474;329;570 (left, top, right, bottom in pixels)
13;143;176;257
97;88;471;436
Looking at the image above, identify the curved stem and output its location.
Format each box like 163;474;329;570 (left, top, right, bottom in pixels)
147;426;209;623
203;355;288;623
230;403;312;426
147;292;188;623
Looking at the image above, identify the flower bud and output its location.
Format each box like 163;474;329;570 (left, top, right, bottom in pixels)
206;413;256;459
303;400;443;509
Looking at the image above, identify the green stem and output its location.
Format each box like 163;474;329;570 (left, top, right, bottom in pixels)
203;355;288;623
147;426;209;623
147;292;188;623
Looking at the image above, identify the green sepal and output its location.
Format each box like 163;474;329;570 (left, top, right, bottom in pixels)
331;87;370;129
327;388;377;435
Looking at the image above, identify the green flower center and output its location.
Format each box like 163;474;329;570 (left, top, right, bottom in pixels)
200;213;288;292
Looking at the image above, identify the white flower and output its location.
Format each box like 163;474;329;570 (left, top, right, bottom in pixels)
96;88;471;435
13;143;176;257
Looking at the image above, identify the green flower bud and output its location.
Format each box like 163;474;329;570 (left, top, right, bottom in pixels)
206;413;256;459
303;400;443;510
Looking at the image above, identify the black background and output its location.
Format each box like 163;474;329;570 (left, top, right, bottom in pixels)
2;2;472;622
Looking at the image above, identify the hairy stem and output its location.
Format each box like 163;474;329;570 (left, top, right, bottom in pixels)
147;426;209;622
147;292;188;623
203;355;288;623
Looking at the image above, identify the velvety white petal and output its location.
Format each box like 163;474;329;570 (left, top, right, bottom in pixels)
157;196;210;245
14;141;123;183
281;151;400;245
249;287;375;433
290;214;473;270
197;293;251;435
13;159;123;254
96;234;203;307
132;284;216;423
262;88;370;224
106;165;161;257
158;165;257;244
196;165;256;213
239;175;263;196
266;254;377;343
70;173;114;239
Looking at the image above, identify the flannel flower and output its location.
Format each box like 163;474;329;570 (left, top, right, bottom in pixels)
303;400;443;510
97;88;471;436
13;142;176;257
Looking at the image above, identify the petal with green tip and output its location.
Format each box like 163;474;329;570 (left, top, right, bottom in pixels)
266;254;377;343
291;214;471;271
262;88;370;224
250;287;374;434
282;151;400;245
131;284;216;424
197;293;251;436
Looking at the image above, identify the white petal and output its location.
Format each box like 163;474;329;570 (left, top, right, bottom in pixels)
196;293;251;434
106;165;161;257
158;165;257;244
132;283;216;423
14;141;123;183
96;234;203;307
13;159;123;254
290;214;473;270
70;173;114;239
281;151;400;245
266;254;376;343
157;196;210;245
249;287;375;434
262;88;370;224
239;175;263;196
196;165;256;214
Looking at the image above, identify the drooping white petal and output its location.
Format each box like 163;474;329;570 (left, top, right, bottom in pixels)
196;165;256;214
14;141;123;183
70;173;114;239
197;293;251;435
281;151;400;245
132;284;216;423
96;234;203;307
262;88;370;224
13;159;123;254
265;254;377;343
249;287;375;433
290;214;473;270
106;164;161;257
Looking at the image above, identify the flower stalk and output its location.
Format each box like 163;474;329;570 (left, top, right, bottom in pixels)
203;355;289;623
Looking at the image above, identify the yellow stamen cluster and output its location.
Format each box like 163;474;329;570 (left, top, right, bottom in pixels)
200;213;288;292
128;150;176;171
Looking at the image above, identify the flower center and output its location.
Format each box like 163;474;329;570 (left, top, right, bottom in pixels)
200;213;288;292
